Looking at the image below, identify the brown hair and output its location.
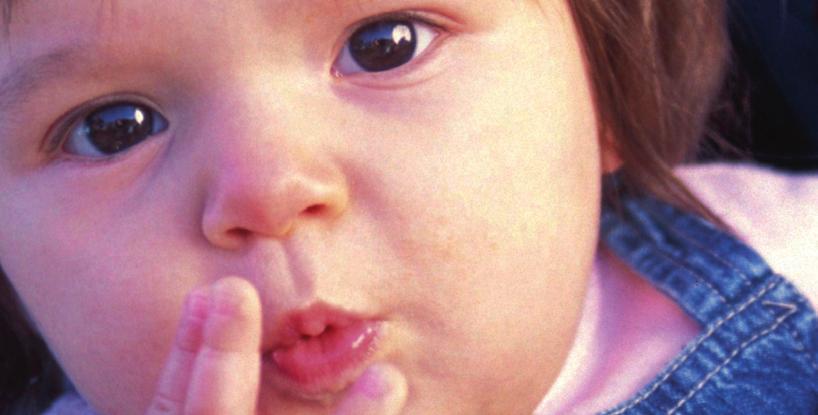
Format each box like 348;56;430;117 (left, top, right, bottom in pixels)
567;0;731;226
0;273;66;413
0;0;731;410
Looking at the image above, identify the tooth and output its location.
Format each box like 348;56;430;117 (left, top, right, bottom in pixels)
302;320;326;337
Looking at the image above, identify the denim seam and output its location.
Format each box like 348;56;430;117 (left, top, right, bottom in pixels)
624;205;729;305
649;248;729;305
645;202;818;381
666;299;798;414
770;295;818;374
622;218;729;305
641;203;753;287
606;279;779;415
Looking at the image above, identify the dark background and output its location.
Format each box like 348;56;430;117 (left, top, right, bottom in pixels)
701;0;818;171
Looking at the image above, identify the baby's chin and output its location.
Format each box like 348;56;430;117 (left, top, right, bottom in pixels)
256;393;337;415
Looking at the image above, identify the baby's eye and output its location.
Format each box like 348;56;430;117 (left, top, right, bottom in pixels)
334;18;438;75
62;102;169;158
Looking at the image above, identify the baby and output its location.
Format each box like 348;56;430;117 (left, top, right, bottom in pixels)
1;0;816;414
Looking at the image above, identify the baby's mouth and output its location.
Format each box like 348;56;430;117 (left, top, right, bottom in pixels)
261;303;384;401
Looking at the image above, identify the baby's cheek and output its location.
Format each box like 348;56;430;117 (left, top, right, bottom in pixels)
46;286;182;413
0;225;192;413
385;216;580;409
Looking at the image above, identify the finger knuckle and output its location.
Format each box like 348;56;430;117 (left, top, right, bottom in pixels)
175;321;204;353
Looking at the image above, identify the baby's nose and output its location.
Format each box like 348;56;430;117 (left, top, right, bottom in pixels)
194;94;350;249
201;156;349;249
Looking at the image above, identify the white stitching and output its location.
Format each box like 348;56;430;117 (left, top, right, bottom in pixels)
616;218;729;305
606;279;779;415
640;203;753;286
649;249;729;305
642;203;818;377
763;296;818;374
666;301;798;414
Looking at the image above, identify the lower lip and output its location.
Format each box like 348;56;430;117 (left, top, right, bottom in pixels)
263;320;383;399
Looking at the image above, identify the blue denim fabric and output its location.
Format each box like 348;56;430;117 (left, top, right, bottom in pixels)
596;178;818;414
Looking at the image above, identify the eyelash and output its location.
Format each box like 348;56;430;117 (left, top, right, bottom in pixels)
342;10;441;45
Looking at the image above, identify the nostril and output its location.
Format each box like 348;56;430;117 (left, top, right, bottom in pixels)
304;204;325;215
227;228;252;239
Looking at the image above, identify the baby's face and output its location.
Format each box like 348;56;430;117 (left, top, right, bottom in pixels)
0;1;606;414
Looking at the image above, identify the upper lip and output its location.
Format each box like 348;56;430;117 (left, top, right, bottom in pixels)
262;302;374;353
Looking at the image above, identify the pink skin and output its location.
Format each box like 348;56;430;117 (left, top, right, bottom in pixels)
0;1;619;414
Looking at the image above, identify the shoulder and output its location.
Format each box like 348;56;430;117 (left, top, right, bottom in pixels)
674;162;818;307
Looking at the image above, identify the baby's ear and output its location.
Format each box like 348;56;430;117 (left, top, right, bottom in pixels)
599;127;623;174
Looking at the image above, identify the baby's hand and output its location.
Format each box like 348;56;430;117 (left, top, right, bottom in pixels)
146;277;408;415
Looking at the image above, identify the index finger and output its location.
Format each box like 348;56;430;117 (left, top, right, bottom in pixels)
184;277;262;415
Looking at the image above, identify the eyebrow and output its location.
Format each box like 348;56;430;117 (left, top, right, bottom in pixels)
2;0;12;28
0;0;466;115
0;0;124;116
0;45;86;116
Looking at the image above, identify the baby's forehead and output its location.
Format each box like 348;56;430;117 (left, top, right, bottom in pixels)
0;0;525;56
2;0;479;16
2;0;524;27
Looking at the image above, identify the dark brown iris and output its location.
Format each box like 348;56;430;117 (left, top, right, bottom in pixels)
84;104;155;155
349;20;417;72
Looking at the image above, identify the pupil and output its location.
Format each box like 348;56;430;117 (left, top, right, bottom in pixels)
85;104;154;155
350;20;417;72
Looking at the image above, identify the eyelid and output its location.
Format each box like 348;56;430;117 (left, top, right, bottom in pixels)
342;10;444;37
42;93;165;155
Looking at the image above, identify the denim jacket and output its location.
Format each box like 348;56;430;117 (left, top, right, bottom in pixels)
597;182;818;414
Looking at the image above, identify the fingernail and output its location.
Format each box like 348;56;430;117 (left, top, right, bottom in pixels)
211;278;249;318
354;366;390;400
